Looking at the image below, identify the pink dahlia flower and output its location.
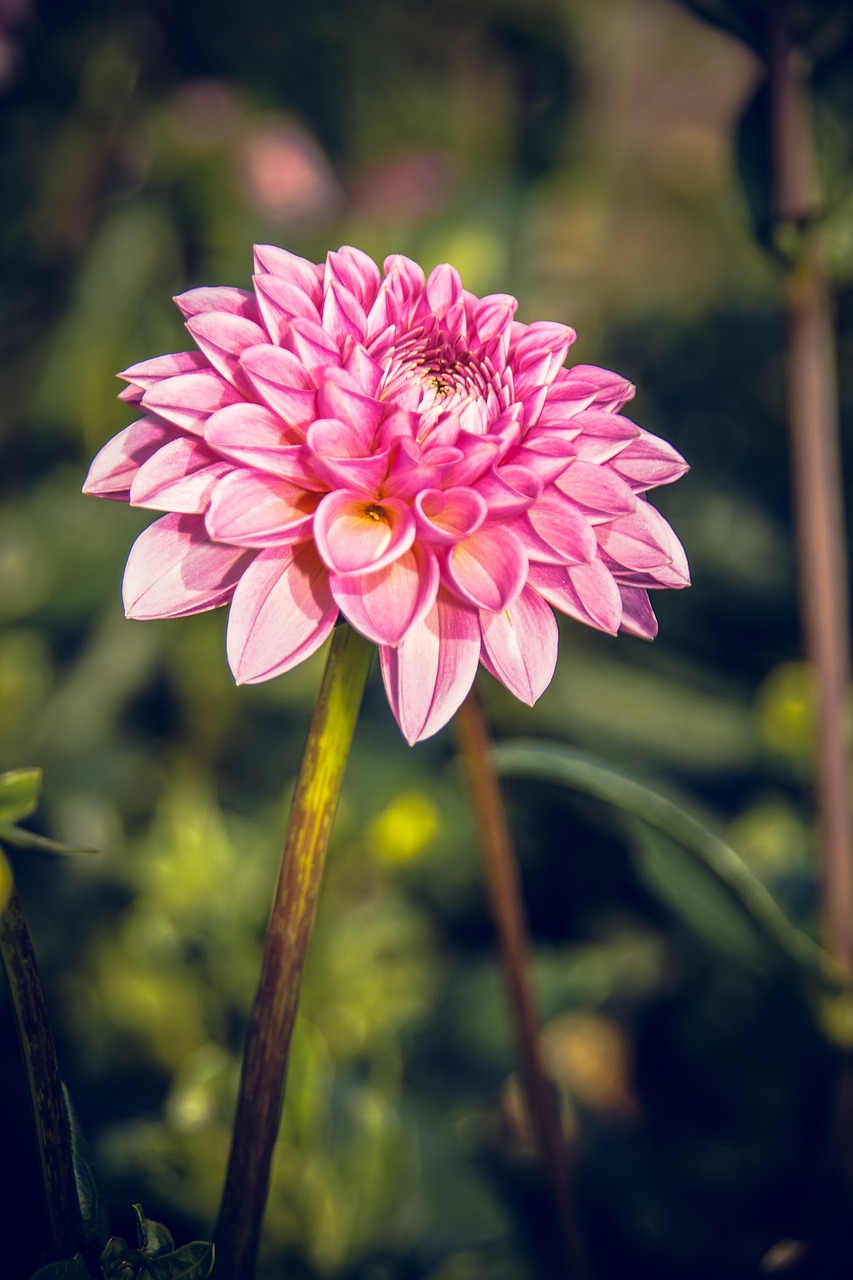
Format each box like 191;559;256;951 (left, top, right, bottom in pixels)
84;245;689;743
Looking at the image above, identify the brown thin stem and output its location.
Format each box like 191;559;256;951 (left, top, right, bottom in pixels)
456;689;590;1280
0;883;86;1261
214;624;373;1280
769;1;853;971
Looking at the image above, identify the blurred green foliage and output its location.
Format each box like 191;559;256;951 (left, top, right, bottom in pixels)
2;0;853;1277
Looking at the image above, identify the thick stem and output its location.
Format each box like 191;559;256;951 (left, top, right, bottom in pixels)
214;624;373;1280
456;690;589;1280
0;883;85;1261
769;1;853;971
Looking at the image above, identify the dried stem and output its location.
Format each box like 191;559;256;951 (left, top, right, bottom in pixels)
214;624;373;1280
0;883;85;1261
456;690;589;1280
768;1;853;971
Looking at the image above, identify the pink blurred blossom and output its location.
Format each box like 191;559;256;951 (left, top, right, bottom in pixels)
353;150;454;223
85;245;689;743
238;120;341;228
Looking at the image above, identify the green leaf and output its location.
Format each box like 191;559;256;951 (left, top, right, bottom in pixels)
30;1257;90;1280
99;1237;143;1280
0;825;98;856
144;1243;215;1280
0;767;42;824
63;1085;108;1245
0;846;12;915
133;1205;174;1259
492;740;841;989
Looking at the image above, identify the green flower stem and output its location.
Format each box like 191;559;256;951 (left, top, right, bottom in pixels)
0;882;85;1261
769;0;853;972
456;690;589;1280
214;624;373;1280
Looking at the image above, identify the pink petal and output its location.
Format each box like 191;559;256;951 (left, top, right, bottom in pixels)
252;245;324;303
526;491;598;563
330;543;439;646
314;491;416;575
119;351;208;391
123;513;254;619
557;365;635;413
479;586;558;704
569;411;640;464
316;380;383;445
528;560;622;634
414;487;487;544
206;471;318;546
82;418;176;500
239;344;318;430
185;313;268;389
342;341;383;398
471;293;517;345
141;370;242;434
286;316;343;377
618;586;659;639
475;466;542;517
174;286;258;321
380;588;481;743
252;273;321;345
596;501;689;580
306;418;390;491
609;430;689;489
556;459;637;517
445;524;527;611
130;437;230;512
322;281;369;345
226;543;337;683
204;403;320;484
426;264;463;319
326;246;382;309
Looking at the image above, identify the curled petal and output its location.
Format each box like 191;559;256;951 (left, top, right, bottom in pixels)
174;286;259;321
314;491;416;576
380;588;481;743
185;312;268;389
204;403;321;485
331;543;439;646
240;344;317;430
123;513;254;619
480;586;558;704
227;543;337;683
206;471;318;546
597;501;690;581
142;370;241;434
415;487;487;544
618;585;659;639
130;437;229;512
306;418;390;491
316;381;382;446
445;525;527;611
475;466;542;517
253;244;324;303
528;560;622;635
83;417;175;500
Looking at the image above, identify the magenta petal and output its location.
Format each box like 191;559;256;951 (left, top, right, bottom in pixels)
239;344;317;430
142;370;241;434
331;543;439;646
527;491;597;563
445;525;527;611
306;418;390;491
206;471;317;546
174;286;259;321
556;459;637;516
414;487;487;544
610;430;690;489
119;351;208;391
123;513;254;619
83;418;176;500
326;246;382;308
314;491;416;575
426;264;463;318
618;585;659;639
380;588;481;743
130;437;229;512
204;402;320;484
528;560;622;634
252;245;324;303
226;543;337;684
252;273;321;345
597;501;689;580
316;380;382;444
185;313;268;389
480;586;558;704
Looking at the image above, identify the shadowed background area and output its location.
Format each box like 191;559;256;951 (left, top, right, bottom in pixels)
1;0;853;1277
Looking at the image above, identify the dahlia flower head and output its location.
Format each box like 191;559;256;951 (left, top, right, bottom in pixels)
84;245;689;743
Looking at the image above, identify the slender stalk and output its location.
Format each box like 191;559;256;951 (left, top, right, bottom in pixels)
456;690;589;1280
214;624;373;1280
768;1;853;971
0;883;85;1261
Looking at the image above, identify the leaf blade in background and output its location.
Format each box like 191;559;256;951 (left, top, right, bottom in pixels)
0;768;42;824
